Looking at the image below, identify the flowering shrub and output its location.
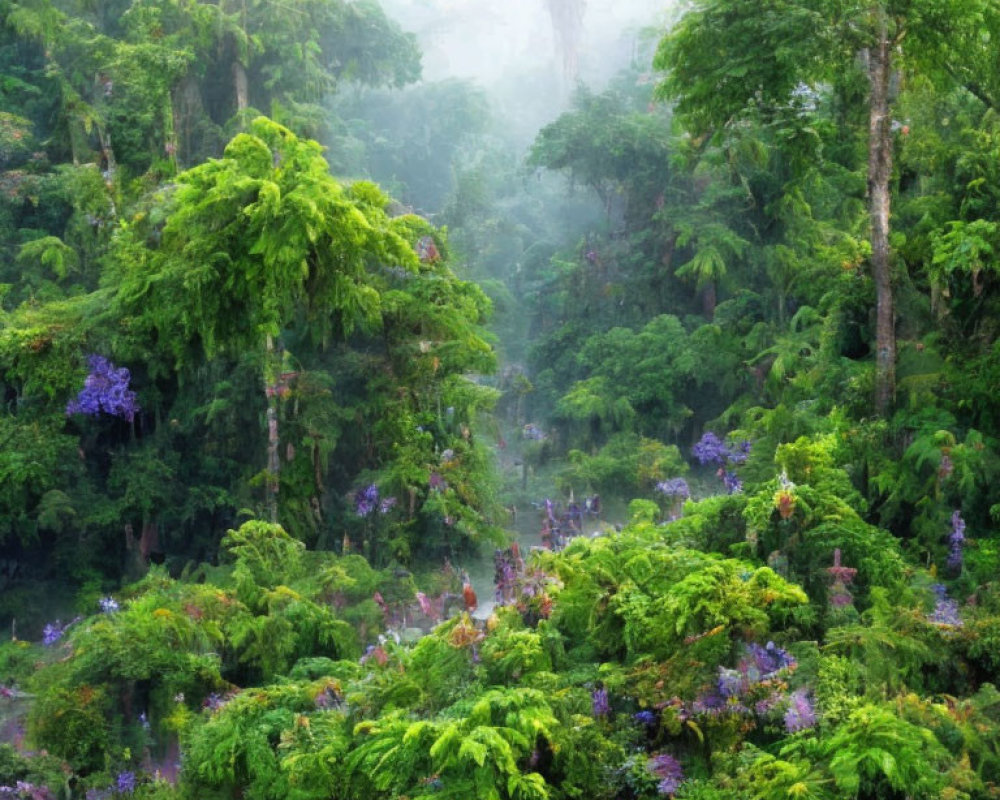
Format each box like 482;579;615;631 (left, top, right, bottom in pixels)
65;355;139;422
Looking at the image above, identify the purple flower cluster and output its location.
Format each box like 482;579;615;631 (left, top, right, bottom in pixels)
747;641;796;674
783;689;816;733
633;710;658;727
692;432;728;465
0;782;53;800
692;433;750;466
115;771;136;794
42;621;65;646
655;478;690;498
99;596;120;614
692;642;798;722
647;753;684;795
692;432;750;494
66;355;139;422
947;510;966;573
355;484;379;517
721;471;742;494
928;584;963;627
592;685;610;718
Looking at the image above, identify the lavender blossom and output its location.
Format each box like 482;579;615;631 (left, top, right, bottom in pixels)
115;771;136;794
633;710;658;727
647;753;684;796
728;439;752;464
721;470;743;494
746;641;795;676
691;689;727;715
692;432;728;465
717;668;746;698
42;621;65;646
592;684;610;718
355;484;379;517
66;355;139;422
783;689;816;733
99;596;120;614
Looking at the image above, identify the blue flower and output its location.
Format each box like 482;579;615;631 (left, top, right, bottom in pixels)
116;770;136;794
355;484;379;517
648;753;684;795
99;596;120;614
66;355;139;422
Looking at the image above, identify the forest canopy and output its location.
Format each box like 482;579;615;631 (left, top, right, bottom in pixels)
3;0;1000;799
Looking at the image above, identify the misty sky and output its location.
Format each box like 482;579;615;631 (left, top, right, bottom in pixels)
380;0;677;88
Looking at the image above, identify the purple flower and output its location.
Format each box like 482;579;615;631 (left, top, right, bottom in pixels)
747;641;795;676
429;472;446;491
99;596;119;614
721;470;742;494
655;478;690;499
42;621;64;646
647;753;684;795
754;692;783;715
592;685;610;718
66;355;139;422
717;668;746;698
633;710;658;726
691;689;726;715
783;689;816;733
729;439;752;464
115;771;136;794
355;484;379;517
692;432;728;466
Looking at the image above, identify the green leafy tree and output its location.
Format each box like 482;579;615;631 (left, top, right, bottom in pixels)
656;0;991;415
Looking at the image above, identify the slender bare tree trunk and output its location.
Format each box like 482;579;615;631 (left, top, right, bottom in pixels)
264;335;280;523
233;60;249;114
867;14;896;416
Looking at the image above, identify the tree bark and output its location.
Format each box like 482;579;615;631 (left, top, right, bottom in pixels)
233;60;249;114
264;335;280;523
867;16;896;417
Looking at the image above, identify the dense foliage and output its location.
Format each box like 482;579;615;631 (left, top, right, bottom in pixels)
4;0;1000;798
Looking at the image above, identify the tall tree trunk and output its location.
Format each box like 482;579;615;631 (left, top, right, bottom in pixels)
264;335;280;523
867;16;896;416
233;60;249;115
